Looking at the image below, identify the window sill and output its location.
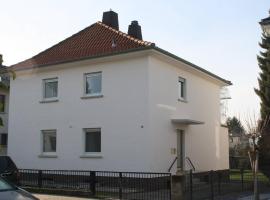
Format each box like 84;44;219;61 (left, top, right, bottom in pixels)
80;154;103;158
39;99;59;103
178;98;188;103
81;94;103;99
38;154;58;158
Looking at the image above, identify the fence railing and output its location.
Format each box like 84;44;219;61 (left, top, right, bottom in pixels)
184;169;270;200
19;169;171;200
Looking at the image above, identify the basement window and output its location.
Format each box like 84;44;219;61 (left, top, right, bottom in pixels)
42;130;56;154
84;128;101;153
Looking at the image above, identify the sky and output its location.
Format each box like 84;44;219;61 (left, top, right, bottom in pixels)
0;0;270;120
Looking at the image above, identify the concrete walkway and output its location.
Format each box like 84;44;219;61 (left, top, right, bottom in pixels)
33;194;97;200
238;193;270;200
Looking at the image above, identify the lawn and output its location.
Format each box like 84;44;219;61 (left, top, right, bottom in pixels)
230;169;270;183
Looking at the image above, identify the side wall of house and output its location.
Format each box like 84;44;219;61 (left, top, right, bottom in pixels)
8;57;152;171
147;55;229;172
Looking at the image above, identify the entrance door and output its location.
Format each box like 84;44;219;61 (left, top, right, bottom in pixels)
177;130;185;170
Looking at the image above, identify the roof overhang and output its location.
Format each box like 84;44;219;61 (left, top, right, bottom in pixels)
10;45;232;87
150;47;232;86
171;119;204;125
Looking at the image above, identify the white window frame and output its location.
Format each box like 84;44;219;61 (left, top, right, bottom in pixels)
84;72;102;97
42;78;58;101
82;128;102;158
40;129;57;157
178;77;186;101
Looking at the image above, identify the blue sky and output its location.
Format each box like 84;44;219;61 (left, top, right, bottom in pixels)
1;0;270;119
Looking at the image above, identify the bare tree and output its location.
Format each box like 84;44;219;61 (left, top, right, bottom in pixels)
245;114;270;200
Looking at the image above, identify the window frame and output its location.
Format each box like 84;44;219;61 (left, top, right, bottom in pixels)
82;128;102;157
42;78;58;101
83;72;102;97
41;129;57;156
178;77;187;101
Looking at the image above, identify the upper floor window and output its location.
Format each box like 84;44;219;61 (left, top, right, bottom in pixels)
84;72;102;96
178;77;186;101
43;78;58;99
0;95;5;112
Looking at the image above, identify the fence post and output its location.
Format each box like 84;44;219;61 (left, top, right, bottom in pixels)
119;172;123;199
218;171;221;195
90;171;96;196
190;169;193;200
210;170;214;200
241;168;244;191
38;170;42;188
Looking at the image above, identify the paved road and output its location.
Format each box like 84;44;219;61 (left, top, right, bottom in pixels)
33;194;96;200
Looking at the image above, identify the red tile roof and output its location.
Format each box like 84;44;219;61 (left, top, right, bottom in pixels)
11;21;154;70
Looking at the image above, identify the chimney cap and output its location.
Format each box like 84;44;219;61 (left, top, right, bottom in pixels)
131;20;139;25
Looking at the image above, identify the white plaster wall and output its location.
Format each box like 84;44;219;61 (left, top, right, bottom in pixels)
147;56;229;173
8;52;229;172
8;57;152;171
218;126;229;169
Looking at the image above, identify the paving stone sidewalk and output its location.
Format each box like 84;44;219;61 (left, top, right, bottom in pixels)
33;194;96;200
238;193;270;200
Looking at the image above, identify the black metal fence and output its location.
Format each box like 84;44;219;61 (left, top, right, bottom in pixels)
19;169;171;200
184;169;270;200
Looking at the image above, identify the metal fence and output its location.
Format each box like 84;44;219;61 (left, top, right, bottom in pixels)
19;169;171;200
184;169;270;200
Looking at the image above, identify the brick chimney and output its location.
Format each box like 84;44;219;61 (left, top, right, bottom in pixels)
128;20;143;40
102;10;119;30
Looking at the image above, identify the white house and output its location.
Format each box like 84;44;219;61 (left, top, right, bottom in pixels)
8;11;231;173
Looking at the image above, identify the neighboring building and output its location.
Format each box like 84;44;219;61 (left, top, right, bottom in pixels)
229;134;250;151
0;55;9;155
8;11;231;173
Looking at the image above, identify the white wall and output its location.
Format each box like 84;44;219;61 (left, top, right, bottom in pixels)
8;52;229;172
147;56;229;172
8;56;153;171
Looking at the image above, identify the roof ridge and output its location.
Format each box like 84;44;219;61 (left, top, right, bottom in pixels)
96;21;154;47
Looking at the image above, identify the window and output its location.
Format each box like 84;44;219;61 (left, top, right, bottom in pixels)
178;77;186;100
43;78;58;99
84;128;101;153
42;130;56;153
0;134;7;146
84;72;102;96
0;95;5;112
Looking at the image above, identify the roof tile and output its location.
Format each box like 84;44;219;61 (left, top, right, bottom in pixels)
12;21;154;69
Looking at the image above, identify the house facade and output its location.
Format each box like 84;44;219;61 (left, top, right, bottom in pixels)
8;11;231;173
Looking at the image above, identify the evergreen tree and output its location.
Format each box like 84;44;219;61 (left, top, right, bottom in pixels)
255;34;270;120
226;117;245;136
255;14;270;178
